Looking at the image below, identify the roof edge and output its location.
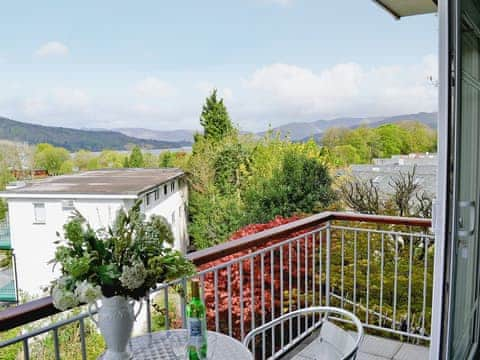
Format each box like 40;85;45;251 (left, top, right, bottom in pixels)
372;0;401;20
0;193;139;200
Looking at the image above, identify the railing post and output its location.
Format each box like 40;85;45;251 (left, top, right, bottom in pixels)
181;277;188;329
325;221;331;306
146;293;152;333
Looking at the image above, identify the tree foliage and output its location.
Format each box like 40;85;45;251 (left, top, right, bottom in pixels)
34;143;71;175
187;127;336;248
125;146;145;168
323;121;436;166
199;89;235;142
245;151;336;223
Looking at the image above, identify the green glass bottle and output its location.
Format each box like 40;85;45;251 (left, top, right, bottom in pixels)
186;280;207;360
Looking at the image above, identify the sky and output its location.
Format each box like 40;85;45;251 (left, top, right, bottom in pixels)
0;0;438;132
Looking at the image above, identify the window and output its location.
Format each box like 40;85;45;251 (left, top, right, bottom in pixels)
61;200;75;211
33;203;46;224
164;185;168;195
146;191;156;206
154;189;159;200
171;181;175;192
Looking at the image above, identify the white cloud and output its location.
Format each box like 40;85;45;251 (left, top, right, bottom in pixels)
34;41;69;57
3;55;437;133
134;77;176;98
242;55;438;127
22;88;90;120
195;82;233;101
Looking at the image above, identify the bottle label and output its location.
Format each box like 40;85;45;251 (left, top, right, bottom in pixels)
189;318;202;337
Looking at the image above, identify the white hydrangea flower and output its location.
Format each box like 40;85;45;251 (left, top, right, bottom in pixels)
52;286;79;311
119;261;147;290
74;280;102;304
56;276;72;289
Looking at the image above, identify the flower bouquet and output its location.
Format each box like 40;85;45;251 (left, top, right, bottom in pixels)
50;201;194;360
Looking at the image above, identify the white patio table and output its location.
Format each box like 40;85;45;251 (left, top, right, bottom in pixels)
99;329;253;360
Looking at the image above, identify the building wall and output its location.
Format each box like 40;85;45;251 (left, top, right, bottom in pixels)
8;198;125;295
7;178;188;296
141;178;189;252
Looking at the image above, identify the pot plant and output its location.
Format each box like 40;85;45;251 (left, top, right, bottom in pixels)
50;201;195;360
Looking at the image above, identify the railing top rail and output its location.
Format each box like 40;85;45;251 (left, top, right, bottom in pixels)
0;211;431;332
188;211;431;265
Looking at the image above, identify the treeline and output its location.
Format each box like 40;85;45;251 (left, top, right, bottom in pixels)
322;122;437;166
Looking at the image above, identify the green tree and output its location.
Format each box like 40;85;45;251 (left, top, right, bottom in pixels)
97;150;124;169
143;152;158;168
397;121;437;153
330;145;361;166
213;143;250;195
199;89;234;142
374;124;408;158
34;143;71;176
188;191;246;249
245;151;336;223
73;150;95;171
127;146;145;168
159;151;176;167
59;160;74;175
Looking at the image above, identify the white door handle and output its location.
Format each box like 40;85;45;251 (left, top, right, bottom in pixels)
458;201;476;238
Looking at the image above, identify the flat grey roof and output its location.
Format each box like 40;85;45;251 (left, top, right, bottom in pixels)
0;169;184;197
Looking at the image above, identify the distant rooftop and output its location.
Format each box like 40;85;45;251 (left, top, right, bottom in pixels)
338;153;438;197
0;168;184;198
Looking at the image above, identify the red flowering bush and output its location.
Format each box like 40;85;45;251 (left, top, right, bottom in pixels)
199;215;322;339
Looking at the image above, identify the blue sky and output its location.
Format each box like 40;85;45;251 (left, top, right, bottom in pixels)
0;0;438;132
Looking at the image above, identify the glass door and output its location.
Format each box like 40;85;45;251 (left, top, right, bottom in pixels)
449;1;480;359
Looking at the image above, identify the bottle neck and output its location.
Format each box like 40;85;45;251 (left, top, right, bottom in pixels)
191;281;200;299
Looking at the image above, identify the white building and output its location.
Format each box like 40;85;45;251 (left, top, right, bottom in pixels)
0;168;189;296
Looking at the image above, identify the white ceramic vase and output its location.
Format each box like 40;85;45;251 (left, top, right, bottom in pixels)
89;296;142;360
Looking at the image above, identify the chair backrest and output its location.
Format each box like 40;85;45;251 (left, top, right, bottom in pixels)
243;306;363;360
320;320;357;357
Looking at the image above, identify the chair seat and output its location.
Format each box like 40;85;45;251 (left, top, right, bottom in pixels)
292;339;343;360
291;321;356;360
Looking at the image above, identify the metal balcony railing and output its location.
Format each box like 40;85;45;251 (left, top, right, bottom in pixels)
0;212;433;360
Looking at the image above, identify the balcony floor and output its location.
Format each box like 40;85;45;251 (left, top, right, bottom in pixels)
285;333;429;360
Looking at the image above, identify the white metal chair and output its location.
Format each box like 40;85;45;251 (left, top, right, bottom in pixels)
243;306;363;360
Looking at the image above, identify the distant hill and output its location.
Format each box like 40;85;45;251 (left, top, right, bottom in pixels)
114;128;196;143
258;112;438;142
0;117;190;152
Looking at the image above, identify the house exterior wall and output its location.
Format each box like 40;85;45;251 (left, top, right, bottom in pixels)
141;178;189;252
7;198;125;295
6;177;188;296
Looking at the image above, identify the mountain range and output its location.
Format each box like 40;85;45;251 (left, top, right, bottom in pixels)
0;111;437;151
0;117;190;152
259;112;438;142
114;112;437;143
113;128;196;143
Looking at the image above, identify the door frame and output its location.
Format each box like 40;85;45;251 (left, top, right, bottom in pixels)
430;0;456;358
432;0;480;358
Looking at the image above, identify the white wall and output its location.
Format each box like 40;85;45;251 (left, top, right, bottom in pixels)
142;178;189;253
7;178;189;296
8;198;125;296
